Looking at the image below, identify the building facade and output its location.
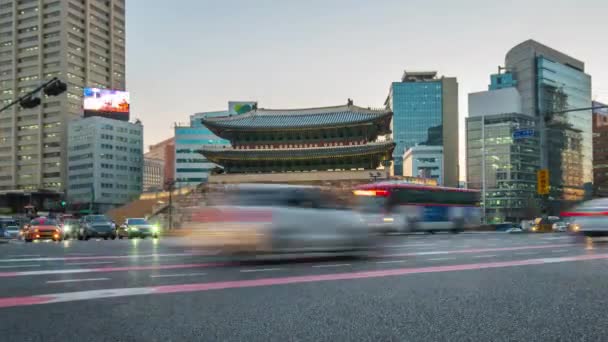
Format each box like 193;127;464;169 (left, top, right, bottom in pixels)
143;157;164;192
593;101;608;197
402;146;443;184
199;102;395;173
385;71;459;187
145;137;174;188
505;40;592;211
174;111;229;188
67;116;142;213
0;0;126;194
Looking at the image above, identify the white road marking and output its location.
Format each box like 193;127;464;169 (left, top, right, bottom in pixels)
64;261;115;266
0;252;196;263
239;268;284;273
427;257;455;261
473;254;497;258
385;243;436;248
514;252;538;256
150;272;207;278
0;264;40;269
46;278;110;284
312;264;351;268
375;260;408;264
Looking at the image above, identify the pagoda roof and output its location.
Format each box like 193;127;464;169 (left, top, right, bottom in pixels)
200;141;395;162
201;104;392;131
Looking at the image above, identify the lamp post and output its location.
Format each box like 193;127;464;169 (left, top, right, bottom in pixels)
165;179;176;230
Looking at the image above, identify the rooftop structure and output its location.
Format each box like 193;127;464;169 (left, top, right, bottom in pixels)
199;102;395;173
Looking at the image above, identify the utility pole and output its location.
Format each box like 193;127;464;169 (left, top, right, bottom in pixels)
481;115;486;224
165;179;176;230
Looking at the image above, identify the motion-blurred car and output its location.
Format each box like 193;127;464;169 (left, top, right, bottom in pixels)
0;217;20;239
117;218;159;239
60;218;80;239
531;216;560;233
172;184;376;256
494;222;521;232
78;215;116;240
561;199;608;237
552;221;568;232
22;217;62;242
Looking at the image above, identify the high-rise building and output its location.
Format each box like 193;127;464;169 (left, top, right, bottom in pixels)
145;137;175;188
174;111;229;188
385;71;459;187
0;0;126;195
467;75;540;223
593;101;608;197
402;146;443;183
143;157;164;193
505;40;592;211
67;116;142;213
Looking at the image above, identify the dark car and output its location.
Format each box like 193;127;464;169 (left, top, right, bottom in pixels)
79;215;116;240
117;218;159;239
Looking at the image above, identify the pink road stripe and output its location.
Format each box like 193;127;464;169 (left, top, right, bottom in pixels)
1;252;607;309
0;262;227;278
384;243;572;258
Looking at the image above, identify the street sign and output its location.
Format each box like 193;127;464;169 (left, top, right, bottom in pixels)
537;169;549;195
513;129;535;139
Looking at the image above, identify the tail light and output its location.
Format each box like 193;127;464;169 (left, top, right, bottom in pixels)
353;189;390;197
561;211;608;217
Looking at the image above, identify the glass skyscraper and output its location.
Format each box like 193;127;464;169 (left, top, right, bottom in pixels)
506;40;592;211
385;71;459;187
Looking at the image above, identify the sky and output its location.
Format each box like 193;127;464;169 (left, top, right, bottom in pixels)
125;0;608;176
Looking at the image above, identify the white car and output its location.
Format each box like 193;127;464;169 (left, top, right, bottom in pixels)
0;218;20;239
562;198;608;237
172;184;377;256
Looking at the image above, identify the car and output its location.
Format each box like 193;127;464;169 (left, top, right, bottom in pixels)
22;217;62;242
169;184;377;257
562;199;608;237
78;215;116;240
0;217;20;239
552;221;568;232
117;218;160;239
60;218;80;239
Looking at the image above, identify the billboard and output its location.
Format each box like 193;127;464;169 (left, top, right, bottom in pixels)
228;101;257;115
83;88;130;121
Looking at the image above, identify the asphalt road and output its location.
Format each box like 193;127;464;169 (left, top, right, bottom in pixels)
1;232;608;341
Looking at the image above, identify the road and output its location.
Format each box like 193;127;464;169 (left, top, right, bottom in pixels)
1;232;607;341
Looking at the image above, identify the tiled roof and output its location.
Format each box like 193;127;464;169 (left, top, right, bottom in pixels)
200;141;395;161
201;105;392;130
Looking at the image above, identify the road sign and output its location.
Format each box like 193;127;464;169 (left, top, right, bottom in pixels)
513;129;534;139
537;169;549;195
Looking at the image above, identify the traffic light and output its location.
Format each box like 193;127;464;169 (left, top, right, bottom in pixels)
44;79;67;96
19;96;41;109
60;201;67;207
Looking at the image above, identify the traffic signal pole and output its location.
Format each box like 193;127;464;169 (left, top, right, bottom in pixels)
0;77;67;114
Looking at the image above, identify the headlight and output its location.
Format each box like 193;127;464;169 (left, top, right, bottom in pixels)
571;224;580;232
63;225;71;232
152;225;160;233
383;217;394;223
130;227;138;231
532;226;537;232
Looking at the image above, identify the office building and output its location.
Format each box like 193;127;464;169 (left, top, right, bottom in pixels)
467;75;540;222
403;146;443;184
67;116;142;213
593;101;608;197
0;0;126;196
385;71;459;187
143;157;164;192
145;137;175;188
505;39;592;211
174;111;230;188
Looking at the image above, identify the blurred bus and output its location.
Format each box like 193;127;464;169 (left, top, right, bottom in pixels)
353;182;481;234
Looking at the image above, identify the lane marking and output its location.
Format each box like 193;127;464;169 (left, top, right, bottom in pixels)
46;278;109;284
0;252;203;263
0;264;40;269
473;255;497;259
427;257;455;261
4;253;608;309
64;261;115;266
0;262;227;278
514;252;538;256
384;243;436;248
150;273;207;278
312;264;351;268
375;260;408;264
239;268;283;273
384;243;572;258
